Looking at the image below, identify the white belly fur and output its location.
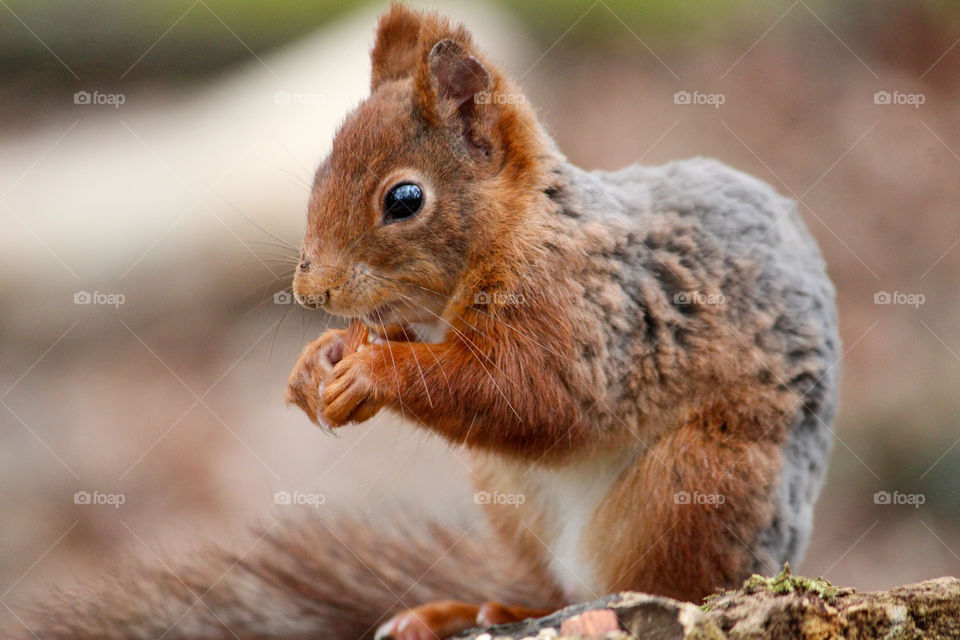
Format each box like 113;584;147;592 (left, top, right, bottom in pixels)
526;451;635;600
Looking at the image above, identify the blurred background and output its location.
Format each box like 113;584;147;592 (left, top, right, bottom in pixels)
2;0;959;623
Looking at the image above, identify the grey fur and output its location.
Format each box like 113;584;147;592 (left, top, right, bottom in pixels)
547;156;838;573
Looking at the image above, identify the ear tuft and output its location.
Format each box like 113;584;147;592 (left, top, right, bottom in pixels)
370;3;423;90
424;39;494;153
428;40;491;109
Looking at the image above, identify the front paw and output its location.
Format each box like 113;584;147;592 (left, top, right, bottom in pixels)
321;350;393;426
285;328;348;427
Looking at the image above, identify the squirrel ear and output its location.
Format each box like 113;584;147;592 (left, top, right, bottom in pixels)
427;39;493;153
370;3;423;90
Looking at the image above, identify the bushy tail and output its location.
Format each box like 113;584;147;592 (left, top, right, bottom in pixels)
10;511;558;640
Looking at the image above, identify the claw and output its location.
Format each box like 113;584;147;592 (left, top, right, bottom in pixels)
315;381;339;437
316;419;339;438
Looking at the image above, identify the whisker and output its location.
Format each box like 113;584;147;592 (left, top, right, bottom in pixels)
215;196;299;252
240;284;292;320
243;271;296;304
269;297;302;363
366;272;446;298
349;270;567;404
395;304;453;398
310;264;446;299
245;252;299;264
248;252;299;261
269;131;314;182
355;268;568;365
250;240;301;255
374;313;406;423
373;270;571;366
462;413;480;446
390;310;433;409
381;287;522;422
292;265;559;424
381;286;501;372
229;263;297;280
242;256;298;264
255;155;314;190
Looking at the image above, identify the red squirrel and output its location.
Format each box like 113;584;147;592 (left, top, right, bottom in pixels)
282;3;839;639
15;4;838;639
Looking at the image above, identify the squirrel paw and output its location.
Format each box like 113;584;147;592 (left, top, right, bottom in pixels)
320;349;391;426
285;328;349;432
376;601;549;640
375;601;479;640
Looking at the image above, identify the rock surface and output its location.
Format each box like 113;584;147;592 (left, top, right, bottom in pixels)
455;568;960;640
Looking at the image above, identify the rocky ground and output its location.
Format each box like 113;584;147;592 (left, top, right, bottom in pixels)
456;567;960;640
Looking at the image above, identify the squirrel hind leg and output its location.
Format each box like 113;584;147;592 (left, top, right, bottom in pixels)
376;601;553;640
586;417;784;601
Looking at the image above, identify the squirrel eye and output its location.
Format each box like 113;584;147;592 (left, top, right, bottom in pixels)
383;183;423;223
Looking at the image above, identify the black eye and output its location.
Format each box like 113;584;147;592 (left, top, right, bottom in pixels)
383;183;423;223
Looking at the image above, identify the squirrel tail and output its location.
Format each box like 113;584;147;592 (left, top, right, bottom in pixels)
11;511;557;640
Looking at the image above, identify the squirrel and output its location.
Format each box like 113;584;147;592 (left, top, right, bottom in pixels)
12;4;838;640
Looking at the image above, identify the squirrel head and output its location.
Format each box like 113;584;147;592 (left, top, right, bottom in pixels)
293;2;553;324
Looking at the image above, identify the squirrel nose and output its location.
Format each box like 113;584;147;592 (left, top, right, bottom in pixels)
291;270;333;309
